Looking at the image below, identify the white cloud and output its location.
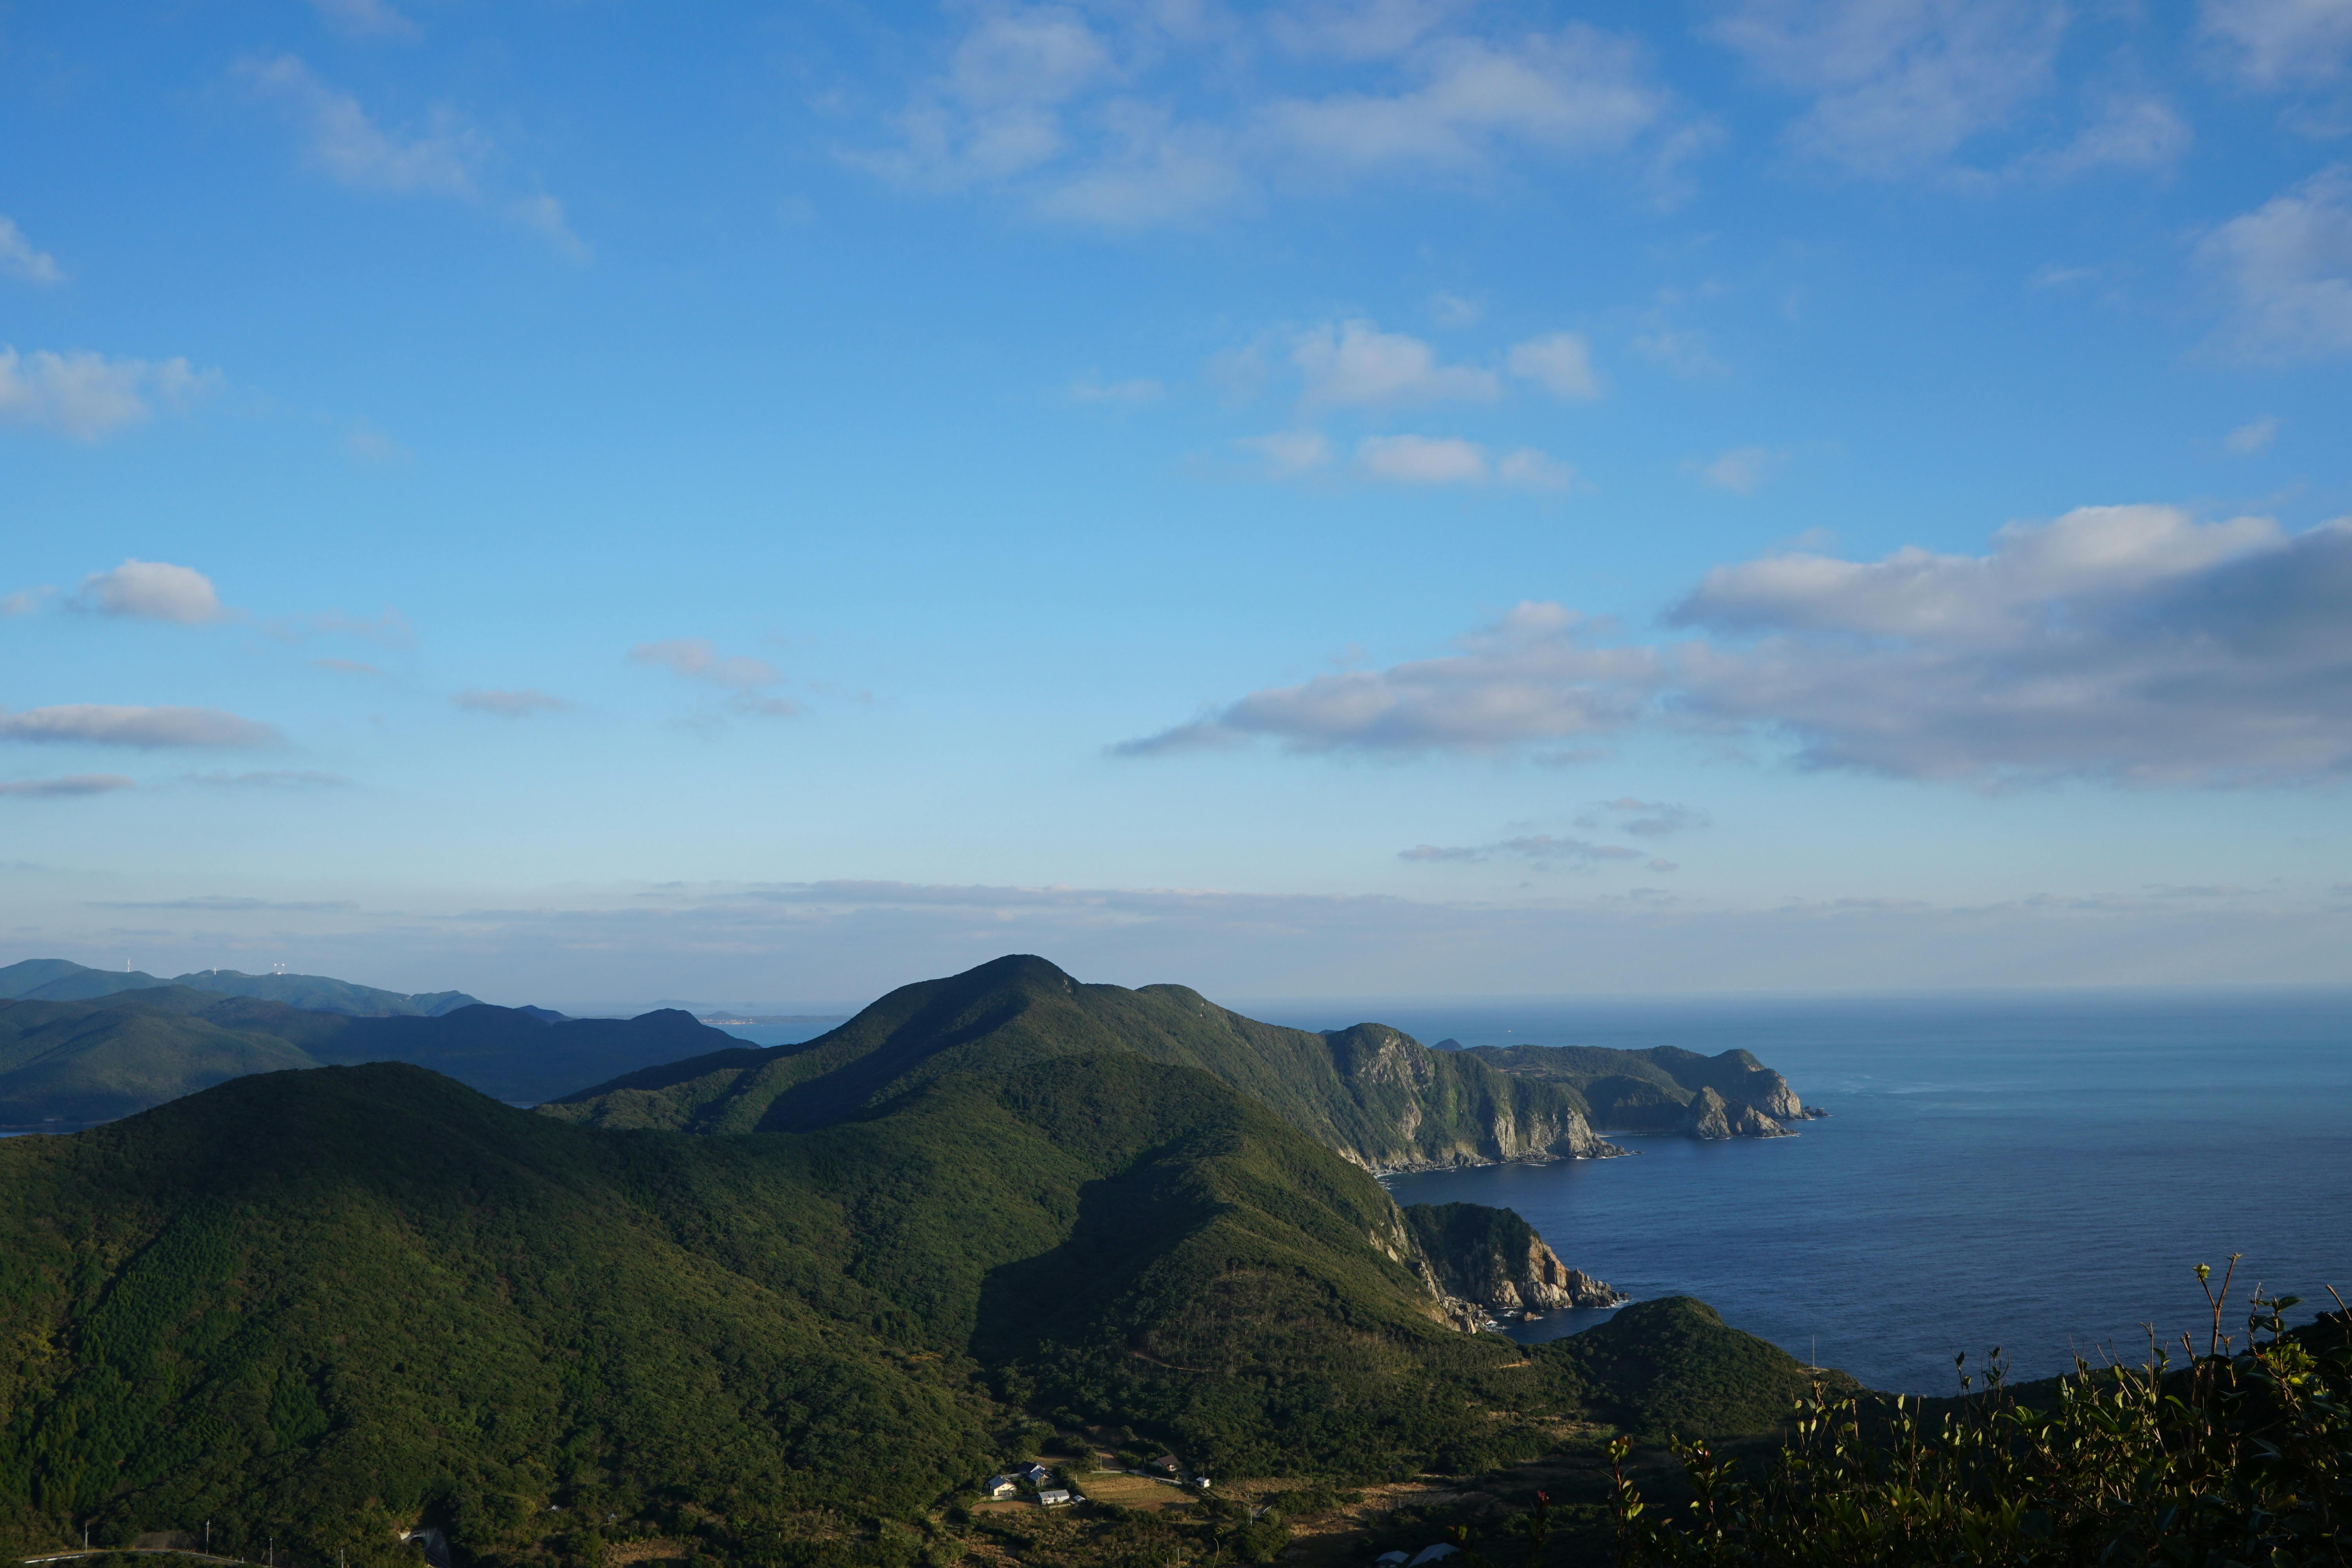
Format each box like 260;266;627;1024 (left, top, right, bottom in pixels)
2;587;53;616
1120;504;2352;785
629;638;799;717
0;705;280;749
305;0;419;41
1694;445;1787;495
2198;166;2352;361
850;8;1681;229
1112;601;1658;755
0;775;134;799
1295;318;1500;408
1236;430;1333;476
1711;0;2066;176
239;54;584;257
2226;415;2281;453
0;218;65;286
1357;433;1487;483
1497;448;1575;491
454;689;570;718
2032;94;2192;180
0;347;221;441
1665;507;2352;783
2201;0;2352;87
1632;322;1728;377
1504;332;1603;399
1263;27;1668;172
75;560;229;625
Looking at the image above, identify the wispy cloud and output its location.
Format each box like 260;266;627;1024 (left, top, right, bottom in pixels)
2225;415;2281;454
1579;799;1710;838
2;587;54;617
239;54;586;259
1712;0;2066;176
1399;833;1661;871
0;775;134;799
0;705;280;749
1692;445;1788;495
1235;430;1334;477
2198;166;2352;362
0;218;65;286
454;689;570;718
628;638;799;717
2200;0;2352;88
1504;332;1604;399
0;348;221;441
303;0;418;42
184;769;350;788
100;894;358;913
848;7;1686;230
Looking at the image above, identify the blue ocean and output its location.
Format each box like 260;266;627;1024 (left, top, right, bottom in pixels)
1250;991;2352;1395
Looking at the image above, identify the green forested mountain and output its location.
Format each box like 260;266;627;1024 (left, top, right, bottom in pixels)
0;958;482;1017
545;955;1619;1171
0;989;741;1126
0;1051;1837;1564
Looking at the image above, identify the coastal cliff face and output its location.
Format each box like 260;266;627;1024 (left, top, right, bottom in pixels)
1321;1023;1620;1172
1462;1042;1824;1142
1680;1084;1793;1140
1401;1200;1627;1328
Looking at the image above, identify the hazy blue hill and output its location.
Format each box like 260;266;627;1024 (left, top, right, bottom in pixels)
311;1004;740;1103
0;958;481;1017
0;991;747;1127
0;961;165;1002
546;953;1618;1171
0;993;321;1126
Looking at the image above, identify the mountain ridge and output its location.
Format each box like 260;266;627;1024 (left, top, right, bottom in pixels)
544;954;1622;1173
0;957;483;1017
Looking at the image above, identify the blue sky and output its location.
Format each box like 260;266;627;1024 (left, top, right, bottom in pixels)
5;0;2351;1009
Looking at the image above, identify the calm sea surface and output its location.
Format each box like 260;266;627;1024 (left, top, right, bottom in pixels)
1254;991;2352;1395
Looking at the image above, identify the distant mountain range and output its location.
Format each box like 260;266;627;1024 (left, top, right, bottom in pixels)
0;958;481;1016
0;984;741;1126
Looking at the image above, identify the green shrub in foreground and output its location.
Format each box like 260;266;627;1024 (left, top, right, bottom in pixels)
1607;1261;2352;1566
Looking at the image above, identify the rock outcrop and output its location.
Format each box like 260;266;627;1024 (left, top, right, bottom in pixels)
1679;1085;1793;1140
1318;1023;1621;1172
1463;1042;1823;1141
1401;1200;1627;1328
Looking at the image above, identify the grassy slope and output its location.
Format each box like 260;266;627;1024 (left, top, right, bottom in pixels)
546;955;1609;1171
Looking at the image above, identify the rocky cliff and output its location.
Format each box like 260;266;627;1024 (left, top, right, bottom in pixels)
1679;1085;1792;1140
1463;1041;1826;1141
1401;1201;1627;1328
